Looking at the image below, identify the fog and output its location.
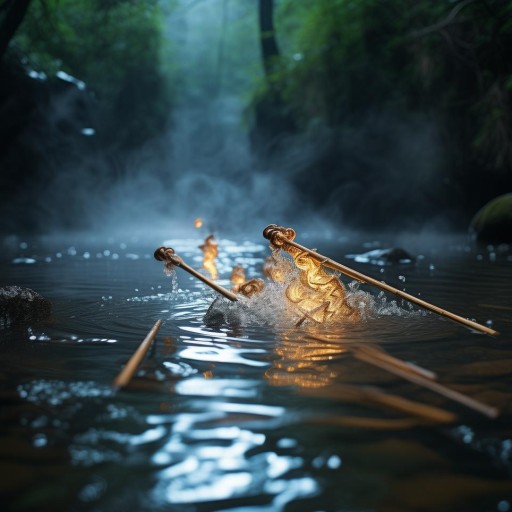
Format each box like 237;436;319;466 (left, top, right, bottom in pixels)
0;0;484;243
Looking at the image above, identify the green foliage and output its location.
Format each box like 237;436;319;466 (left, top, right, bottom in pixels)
13;0;176;147
258;0;512;204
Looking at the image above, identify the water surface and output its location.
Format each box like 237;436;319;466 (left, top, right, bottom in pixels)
1;230;511;511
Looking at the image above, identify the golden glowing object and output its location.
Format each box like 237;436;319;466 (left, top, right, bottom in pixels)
199;235;218;280
263;224;499;336
238;278;265;298
230;265;246;291
194;218;203;228
263;225;358;324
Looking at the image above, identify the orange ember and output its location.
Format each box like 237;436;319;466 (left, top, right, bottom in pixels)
194;218;203;228
199;234;218;280
237;278;265;298
230;265;246;291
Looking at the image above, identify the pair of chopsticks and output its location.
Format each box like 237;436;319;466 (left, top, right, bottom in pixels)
112;319;162;389
308;333;499;419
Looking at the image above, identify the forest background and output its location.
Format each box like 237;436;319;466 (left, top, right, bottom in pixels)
0;0;511;236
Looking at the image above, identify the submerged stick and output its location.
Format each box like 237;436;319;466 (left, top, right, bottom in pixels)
352;349;499;419
263;225;498;336
154;246;239;302
113;319;162;389
352;343;437;380
303;383;456;424
308;333;437;380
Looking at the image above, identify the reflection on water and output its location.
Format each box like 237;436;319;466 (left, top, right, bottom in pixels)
1;233;512;511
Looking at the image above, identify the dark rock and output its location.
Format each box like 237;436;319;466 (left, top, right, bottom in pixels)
0;286;52;329
203;297;246;327
469;193;512;243
345;248;415;265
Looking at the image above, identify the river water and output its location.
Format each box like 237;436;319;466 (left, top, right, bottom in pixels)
1;227;511;511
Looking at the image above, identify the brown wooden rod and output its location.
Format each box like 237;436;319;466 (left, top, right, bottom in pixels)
263;225;498;336
113;319;162;389
352;343;438;380
307;333;438;380
353;349;499;419
154;246;239;302
303;383;456;424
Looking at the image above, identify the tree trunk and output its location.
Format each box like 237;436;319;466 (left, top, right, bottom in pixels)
0;0;32;62
258;0;279;78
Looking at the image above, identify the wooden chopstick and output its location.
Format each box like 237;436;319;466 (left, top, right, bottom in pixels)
353;349;499;419
112;319;163;389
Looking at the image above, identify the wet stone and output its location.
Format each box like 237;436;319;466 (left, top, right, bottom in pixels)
203;297;247;327
0;286;52;329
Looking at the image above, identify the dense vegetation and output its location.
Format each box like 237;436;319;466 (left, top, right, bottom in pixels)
0;0;510;233
0;0;174;230
252;0;512;229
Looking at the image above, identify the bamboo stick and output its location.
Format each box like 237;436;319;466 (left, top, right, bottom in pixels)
113;319;163;389
302;383;456;424
263;225;498;336
352;344;437;380
352;348;499;418
154;246;239;302
307;333;438;380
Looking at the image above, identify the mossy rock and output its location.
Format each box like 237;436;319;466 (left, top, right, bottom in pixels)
469;193;512;243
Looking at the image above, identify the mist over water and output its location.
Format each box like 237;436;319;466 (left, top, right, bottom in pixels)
1;0;466;245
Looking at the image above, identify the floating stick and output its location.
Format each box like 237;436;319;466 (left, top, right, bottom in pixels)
352;348;499;419
113;319;162;389
308;333;437;380
351;343;437;380
263;225;498;336
303;383;456;424
154;246;239;302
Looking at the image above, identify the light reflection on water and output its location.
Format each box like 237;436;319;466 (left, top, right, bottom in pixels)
1;233;512;511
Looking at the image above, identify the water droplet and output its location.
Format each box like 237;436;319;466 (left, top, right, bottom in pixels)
498;500;510;512
33;433;47;447
326;454;342;469
398;275;406;282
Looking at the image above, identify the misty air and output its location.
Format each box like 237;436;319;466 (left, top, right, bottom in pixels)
1;1;512;511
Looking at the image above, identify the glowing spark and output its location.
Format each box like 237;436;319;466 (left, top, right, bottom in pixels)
194;218;203;229
199;235;218;280
230;265;246;291
238;278;265;298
